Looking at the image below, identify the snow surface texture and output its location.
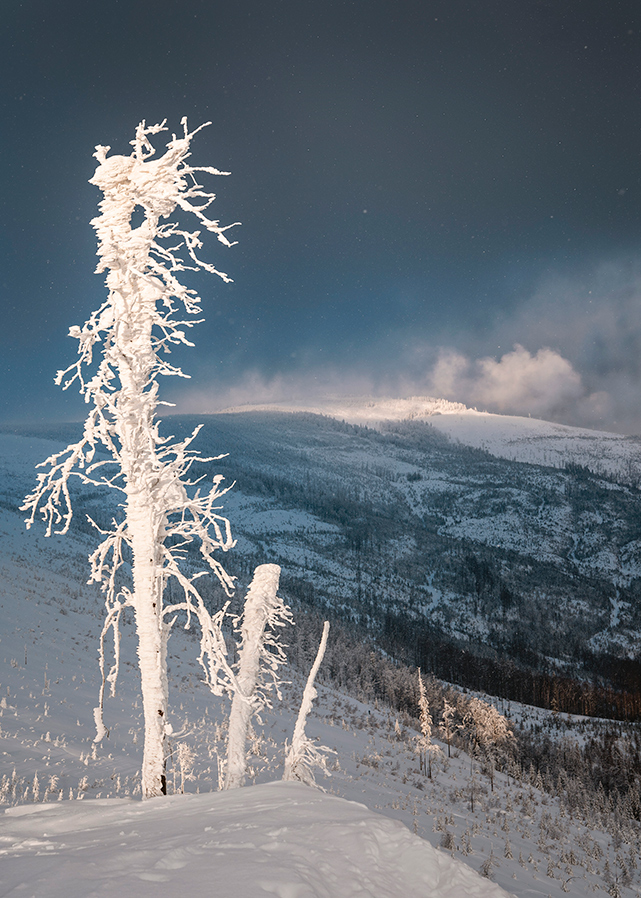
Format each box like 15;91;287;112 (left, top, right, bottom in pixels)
221;395;641;479
1;782;509;898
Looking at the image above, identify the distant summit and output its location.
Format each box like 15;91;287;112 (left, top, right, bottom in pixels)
218;395;641;480
220;395;471;423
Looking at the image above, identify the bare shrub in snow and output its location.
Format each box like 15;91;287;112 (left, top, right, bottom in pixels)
23;119;239;798
440;831;456;851
175;742;196;794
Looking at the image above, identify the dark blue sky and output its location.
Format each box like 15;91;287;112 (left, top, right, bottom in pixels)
3;1;641;431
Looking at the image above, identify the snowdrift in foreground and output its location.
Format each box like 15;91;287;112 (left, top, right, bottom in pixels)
1;781;510;898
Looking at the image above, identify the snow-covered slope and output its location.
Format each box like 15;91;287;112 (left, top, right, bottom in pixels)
220;396;641;479
172;409;641;664
1;431;638;898
0;432;511;898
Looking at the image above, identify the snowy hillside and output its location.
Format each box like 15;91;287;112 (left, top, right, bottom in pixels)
0;433;502;898
221;396;641;480
202;411;641;669
6;410;641;689
2;432;640;897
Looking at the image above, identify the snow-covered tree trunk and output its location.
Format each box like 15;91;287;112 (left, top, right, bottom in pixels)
101;170;171;796
129;494;169;795
283;620;331;786
23;120;239;800
225;564;291;790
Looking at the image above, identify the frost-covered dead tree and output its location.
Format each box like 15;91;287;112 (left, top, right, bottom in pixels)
461;696;513;796
415;669;442;779
22;119;239;799
439;696;455;759
224;564;293;789
283;620;332;786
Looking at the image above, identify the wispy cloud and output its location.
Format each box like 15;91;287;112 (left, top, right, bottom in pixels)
428;345;585;420
172;369;381;415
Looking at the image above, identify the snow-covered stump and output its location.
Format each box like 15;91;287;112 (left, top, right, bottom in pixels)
283;620;332;786
225;564;291;790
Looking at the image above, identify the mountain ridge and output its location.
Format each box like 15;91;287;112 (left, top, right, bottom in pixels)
217;396;641;481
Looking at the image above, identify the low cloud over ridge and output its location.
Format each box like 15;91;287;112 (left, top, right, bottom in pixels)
429;345;587;421
176;345;607;431
174;257;641;435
